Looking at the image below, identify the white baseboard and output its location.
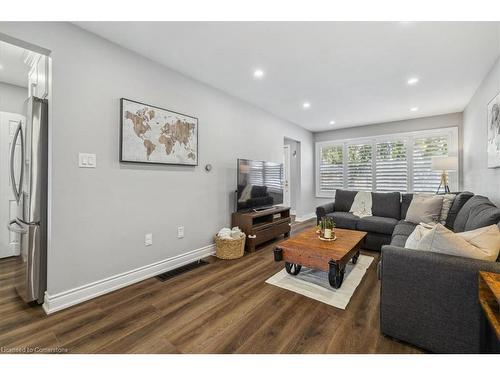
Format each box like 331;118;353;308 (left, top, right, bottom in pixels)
42;244;215;314
294;212;316;222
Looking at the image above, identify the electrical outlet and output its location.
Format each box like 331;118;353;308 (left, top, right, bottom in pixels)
177;226;184;239
145;233;153;246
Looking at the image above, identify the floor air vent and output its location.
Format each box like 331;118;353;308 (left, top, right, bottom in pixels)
155;260;209;282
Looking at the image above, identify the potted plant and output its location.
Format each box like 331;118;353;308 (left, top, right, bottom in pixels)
319;217;336;239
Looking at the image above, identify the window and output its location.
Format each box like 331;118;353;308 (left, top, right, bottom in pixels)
318;145;343;195
375;140;407;192
315;127;458;197
347;143;373;191
412;135;448;193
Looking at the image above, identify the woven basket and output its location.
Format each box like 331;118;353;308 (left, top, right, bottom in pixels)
215;233;246;260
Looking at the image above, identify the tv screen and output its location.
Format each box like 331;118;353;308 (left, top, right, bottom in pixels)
237;158;284;212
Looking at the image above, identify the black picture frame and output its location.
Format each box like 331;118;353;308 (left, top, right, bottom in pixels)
119;98;199;166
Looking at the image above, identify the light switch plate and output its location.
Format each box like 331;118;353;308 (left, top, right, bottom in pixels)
79;153;96;168
177;226;184;239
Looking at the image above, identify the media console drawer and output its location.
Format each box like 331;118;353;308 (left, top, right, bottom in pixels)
231;207;291;252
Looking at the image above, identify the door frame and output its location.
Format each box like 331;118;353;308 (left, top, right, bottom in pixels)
0;111;26;258
283;144;291;208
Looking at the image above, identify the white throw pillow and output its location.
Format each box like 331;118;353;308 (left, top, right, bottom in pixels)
416;224;500;262
405;194;444;224
404;223;436;249
439;194;456;225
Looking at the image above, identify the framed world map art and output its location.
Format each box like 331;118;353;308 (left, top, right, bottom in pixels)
120;98;198;166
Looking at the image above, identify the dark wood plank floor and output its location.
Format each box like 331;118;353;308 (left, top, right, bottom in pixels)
0;220;422;354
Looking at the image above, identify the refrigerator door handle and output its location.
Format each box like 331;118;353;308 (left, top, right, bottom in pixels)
7;219;28;234
10;121;24;203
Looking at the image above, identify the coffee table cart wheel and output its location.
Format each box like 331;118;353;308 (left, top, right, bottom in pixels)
352;251;360;265
285;262;302;275
328;260;345;289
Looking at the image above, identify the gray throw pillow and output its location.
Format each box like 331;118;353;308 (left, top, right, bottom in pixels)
405;194;444;224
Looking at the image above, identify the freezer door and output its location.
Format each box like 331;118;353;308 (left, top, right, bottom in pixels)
9;220;45;303
22;97;48;224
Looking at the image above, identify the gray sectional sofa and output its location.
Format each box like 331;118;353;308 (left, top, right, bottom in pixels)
316;190;500;353
316;189;402;251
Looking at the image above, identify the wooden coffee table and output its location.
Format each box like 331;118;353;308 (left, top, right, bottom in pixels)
273;227;367;288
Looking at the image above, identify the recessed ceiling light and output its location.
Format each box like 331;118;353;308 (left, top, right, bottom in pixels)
407;77;419;85
410;107;419;112
302;102;311;109
329;120;336;125
253;69;264;79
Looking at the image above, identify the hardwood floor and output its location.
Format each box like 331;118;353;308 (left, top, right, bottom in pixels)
0;220;422;354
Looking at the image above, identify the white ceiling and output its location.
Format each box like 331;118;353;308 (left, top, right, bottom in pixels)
0;40;32;88
76;22;500;132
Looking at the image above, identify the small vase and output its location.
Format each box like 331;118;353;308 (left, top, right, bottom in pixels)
324;228;332;239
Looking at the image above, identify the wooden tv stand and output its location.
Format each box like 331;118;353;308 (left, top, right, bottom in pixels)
231;206;291;252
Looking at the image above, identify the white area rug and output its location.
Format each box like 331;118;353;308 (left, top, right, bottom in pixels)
265;254;374;309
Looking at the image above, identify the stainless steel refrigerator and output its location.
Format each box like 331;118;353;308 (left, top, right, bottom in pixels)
7;96;48;304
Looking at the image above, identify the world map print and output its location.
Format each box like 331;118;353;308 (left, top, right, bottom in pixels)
120;99;198;165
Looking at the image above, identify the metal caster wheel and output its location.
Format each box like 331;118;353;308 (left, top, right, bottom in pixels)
285;262;302;275
328;261;345;288
352;251;360;265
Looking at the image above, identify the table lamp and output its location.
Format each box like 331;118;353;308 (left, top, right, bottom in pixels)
431;155;458;194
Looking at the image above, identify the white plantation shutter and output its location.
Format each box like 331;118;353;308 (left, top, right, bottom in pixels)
347;143;373;191
318;145;344;195
375;140;408;192
412;135;449;193
315;127;458;197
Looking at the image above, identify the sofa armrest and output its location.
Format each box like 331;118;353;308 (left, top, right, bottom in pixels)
380;245;500;353
316;202;335;224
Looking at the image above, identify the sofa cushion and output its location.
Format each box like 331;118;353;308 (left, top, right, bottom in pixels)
453;195;500;232
390;220;417;247
393;220;417;237
390;234;409;247
357;216;398;235
400;194;413;220
327;212;359;230
371;192;401;219
465;200;500;232
445;191;474;230
334;189;357;212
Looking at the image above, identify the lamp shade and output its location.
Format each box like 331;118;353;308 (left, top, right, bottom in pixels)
431;156;458;171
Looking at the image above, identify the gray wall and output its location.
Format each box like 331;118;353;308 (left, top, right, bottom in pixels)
463;56;500;204
0;22;316;296
0;82;27;114
314;112;463;204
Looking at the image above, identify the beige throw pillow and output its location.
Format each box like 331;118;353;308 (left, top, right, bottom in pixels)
416;224;500;262
439;194;456;225
404;223;436;249
405;194;444;224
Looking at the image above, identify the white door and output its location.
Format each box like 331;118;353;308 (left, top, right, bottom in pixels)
283;145;291;207
0;111;25;258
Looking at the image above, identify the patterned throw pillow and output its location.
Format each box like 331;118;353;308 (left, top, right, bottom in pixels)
439;194;456;225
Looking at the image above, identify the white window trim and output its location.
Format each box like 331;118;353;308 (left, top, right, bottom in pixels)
315;126;459;198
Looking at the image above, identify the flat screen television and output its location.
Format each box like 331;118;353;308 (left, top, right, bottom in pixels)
236;158;284;212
